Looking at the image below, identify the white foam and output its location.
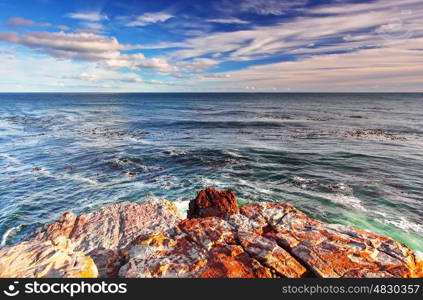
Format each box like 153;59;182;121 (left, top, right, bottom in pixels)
237;178;273;195
200;177;226;188
223;150;244;158
327;194;367;211
292;176;317;188
173;200;189;219
1;225;22;247
38;168;98;185
165;148;187;156
0;154;22;165
294;187;367;212
379;216;423;235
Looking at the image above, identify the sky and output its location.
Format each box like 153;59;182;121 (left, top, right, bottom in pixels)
0;0;422;92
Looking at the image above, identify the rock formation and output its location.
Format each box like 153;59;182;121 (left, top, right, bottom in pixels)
187;187;239;219
0;187;422;278
0;237;97;278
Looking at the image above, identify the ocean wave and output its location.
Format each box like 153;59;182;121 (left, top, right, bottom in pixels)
291;176;353;194
36;168;98;185
222;150;245;159
374;212;423;235
291;184;367;211
0;154;22;165
163;148;188;157
162;148;241;168
199;177;227;189
161;120;285;129
1;225;22;247
236;178;273;195
387;218;423;234
324;194;367;211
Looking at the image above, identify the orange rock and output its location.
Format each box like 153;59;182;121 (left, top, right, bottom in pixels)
6;187;421;278
240;202;421;278
188;187;239;219
0;237;98;278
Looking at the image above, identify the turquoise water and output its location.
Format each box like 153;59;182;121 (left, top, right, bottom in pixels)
0;93;422;250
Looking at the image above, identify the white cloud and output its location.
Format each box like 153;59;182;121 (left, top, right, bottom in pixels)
196;44;423;91
126;12;174;27
219;0;306;16
0;32;19;43
79;22;104;31
0;50;178;92
6;17;35;26
64;70;143;83
178;58;219;73
6;17;51;27
164;0;422;63
136;57;178;73
206;18;249;25
57;25;70;31
67;12;108;22
0;31;178;74
10;31;129;60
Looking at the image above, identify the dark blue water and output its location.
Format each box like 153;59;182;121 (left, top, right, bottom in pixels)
1;93;422;250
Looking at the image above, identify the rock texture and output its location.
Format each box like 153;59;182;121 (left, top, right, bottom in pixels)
187;187;239;219
1;187;422;278
0;237;97;278
30;199;181;277
239;203;422;278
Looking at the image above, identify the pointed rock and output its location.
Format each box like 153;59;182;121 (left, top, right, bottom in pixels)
187;187;239;219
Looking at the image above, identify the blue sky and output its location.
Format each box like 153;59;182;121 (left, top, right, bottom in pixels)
0;0;422;92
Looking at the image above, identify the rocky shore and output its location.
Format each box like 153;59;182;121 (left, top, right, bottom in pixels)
0;187;422;278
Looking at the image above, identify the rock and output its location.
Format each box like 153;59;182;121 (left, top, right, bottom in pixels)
187;187;239;219
413;252;423;278
0;237;97;278
240;203;421;278
119;217;272;278
31;199;180;277
237;231;309;278
3;187;421;278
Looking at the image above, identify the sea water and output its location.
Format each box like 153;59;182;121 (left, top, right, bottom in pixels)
0;93;422;250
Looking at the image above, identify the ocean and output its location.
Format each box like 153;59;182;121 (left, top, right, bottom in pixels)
0;93;422;251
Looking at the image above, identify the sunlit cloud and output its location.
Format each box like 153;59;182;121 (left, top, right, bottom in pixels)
5;17;51;27
66;11;108;22
125;12;174;27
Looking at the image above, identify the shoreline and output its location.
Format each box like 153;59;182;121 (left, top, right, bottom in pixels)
0;187;421;278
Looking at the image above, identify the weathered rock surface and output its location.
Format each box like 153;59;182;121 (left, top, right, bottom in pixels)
120;217;274;278
187;187;239;219
0;237;97;278
239;203;422;278
30;199;181;277
1;188;422;278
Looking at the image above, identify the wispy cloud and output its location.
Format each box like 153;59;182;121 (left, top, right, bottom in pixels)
66;11;108;22
6;17;51;27
125;12;174;27
218;0;307;16
206;17;249;24
164;0;422;63
194;44;423;91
